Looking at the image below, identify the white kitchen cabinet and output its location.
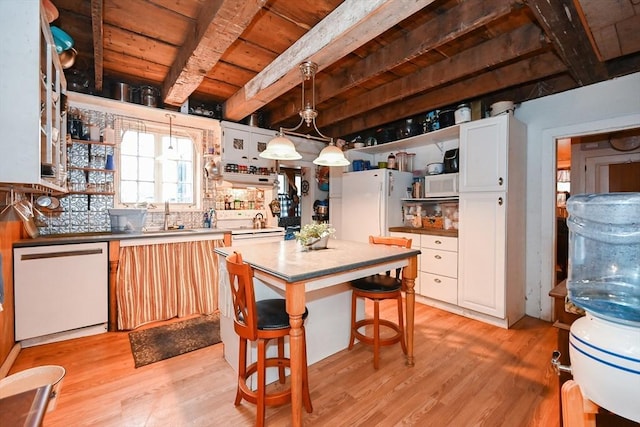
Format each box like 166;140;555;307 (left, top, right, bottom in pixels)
220;121;274;170
0;1;67;193
457;114;526;327
420;235;458;304
459;115;508;192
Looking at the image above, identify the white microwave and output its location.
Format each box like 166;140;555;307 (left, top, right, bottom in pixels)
423;173;458;197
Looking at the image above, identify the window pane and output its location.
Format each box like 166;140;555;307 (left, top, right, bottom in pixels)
118;120;197;205
139;157;155;181
120;181;138;203
139;133;155;157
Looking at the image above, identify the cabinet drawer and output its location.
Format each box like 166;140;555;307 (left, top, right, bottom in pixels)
420;272;457;304
421;235;457;251
420;248;457;277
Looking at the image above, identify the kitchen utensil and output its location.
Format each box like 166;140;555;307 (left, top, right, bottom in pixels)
50;26;74;53
454;104;471;124
253;212;265;229
42;0;59;23
113;82;131;102
438;110;455;128
443;148;459;173
58;47;77;69
426;162;444;175
489;101;515;116
139;86;158;107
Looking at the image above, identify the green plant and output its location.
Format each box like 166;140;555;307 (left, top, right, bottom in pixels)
294;223;335;246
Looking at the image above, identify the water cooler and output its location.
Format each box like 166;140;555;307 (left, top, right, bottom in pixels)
560;193;640;423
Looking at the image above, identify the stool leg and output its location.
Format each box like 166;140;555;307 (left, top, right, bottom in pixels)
235;337;247;405
301;327;313;413
257;339;267;427
373;299;380;369
277;337;286;384
396;293;407;354
348;290;358;350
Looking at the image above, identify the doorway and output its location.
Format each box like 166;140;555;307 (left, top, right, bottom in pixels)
554;128;640;284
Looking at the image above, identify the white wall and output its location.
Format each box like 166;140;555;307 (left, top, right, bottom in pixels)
515;72;640;321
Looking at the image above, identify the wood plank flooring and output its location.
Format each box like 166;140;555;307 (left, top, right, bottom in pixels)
8;302;560;426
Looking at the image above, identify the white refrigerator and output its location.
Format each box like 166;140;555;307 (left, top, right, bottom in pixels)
341;169;414;242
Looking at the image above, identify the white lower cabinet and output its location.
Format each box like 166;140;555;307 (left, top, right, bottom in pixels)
419;235;458;304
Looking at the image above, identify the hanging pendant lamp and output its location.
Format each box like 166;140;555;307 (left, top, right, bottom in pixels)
260;61;349;166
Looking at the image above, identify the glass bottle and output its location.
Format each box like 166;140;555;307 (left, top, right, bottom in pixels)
387;152;396;170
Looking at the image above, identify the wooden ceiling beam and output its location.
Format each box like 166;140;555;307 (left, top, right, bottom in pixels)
269;0;521;126
319;24;547;128
90;0;104;91
223;0;437;121
526;0;608;86
327;51;567;137
162;0;266;107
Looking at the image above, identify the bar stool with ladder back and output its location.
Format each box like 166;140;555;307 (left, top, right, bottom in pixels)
225;251;313;426
348;236;411;369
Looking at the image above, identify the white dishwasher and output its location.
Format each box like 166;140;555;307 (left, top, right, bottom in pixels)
14;242;109;346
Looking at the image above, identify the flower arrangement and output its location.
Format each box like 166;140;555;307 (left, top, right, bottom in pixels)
294;223;335;249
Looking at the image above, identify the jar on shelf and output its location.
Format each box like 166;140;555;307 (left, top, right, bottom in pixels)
387;152;396;170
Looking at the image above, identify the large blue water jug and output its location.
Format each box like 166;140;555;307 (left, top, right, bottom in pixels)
566;193;640;325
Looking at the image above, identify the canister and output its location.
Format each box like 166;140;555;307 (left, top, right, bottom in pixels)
396;151;407;171
454;103;471;124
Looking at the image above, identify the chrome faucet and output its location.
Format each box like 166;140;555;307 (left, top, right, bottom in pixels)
164;201;170;230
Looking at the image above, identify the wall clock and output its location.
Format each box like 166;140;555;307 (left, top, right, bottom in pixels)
301;179;309;195
610;135;640;152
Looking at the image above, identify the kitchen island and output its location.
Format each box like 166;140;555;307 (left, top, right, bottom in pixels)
215;239;420;427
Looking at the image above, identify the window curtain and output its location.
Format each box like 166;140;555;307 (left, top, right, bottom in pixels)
116;239;224;330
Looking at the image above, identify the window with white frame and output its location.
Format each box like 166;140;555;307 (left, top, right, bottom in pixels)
117;119;199;206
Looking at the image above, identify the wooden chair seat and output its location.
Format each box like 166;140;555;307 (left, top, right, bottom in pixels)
348;236;411;369
226;252;312;426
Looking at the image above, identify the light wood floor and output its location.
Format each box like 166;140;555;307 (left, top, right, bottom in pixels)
9;302;560;426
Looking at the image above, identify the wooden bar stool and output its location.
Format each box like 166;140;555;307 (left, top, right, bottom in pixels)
225;251;313;426
348;236;411;369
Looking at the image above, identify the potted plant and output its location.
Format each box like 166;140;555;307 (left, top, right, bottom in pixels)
294;223;335;250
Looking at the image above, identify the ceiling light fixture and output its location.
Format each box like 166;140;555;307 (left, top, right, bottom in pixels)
260;61;350;166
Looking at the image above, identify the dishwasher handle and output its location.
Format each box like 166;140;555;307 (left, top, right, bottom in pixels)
21;248;104;261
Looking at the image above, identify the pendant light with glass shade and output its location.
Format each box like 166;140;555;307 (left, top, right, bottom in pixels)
259;61;349;166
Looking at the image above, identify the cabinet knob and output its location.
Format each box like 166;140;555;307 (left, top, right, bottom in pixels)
498;177;503;186
434;240;442;245
434;254;442;260
498;197;503;206
434;278;442;284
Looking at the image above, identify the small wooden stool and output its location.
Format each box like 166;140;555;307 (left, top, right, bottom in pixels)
348;236;411;369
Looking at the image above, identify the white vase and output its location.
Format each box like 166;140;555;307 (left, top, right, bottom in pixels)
304;235;329;250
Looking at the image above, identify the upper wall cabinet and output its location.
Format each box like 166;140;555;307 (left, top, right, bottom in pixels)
459;115;509;192
0;1;67;193
220;121;275;171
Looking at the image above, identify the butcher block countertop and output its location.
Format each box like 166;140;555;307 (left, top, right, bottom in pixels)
389;226;458;238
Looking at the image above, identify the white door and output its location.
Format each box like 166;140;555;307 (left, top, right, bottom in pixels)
457;192;506;318
585;152;640;193
459;115;507;192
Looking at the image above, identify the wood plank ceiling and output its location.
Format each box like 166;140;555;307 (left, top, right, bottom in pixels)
52;0;640;140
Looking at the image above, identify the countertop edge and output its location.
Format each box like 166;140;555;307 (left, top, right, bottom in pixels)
14;229;232;247
388;226;458;237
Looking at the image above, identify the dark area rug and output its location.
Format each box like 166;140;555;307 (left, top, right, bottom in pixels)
128;313;221;368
